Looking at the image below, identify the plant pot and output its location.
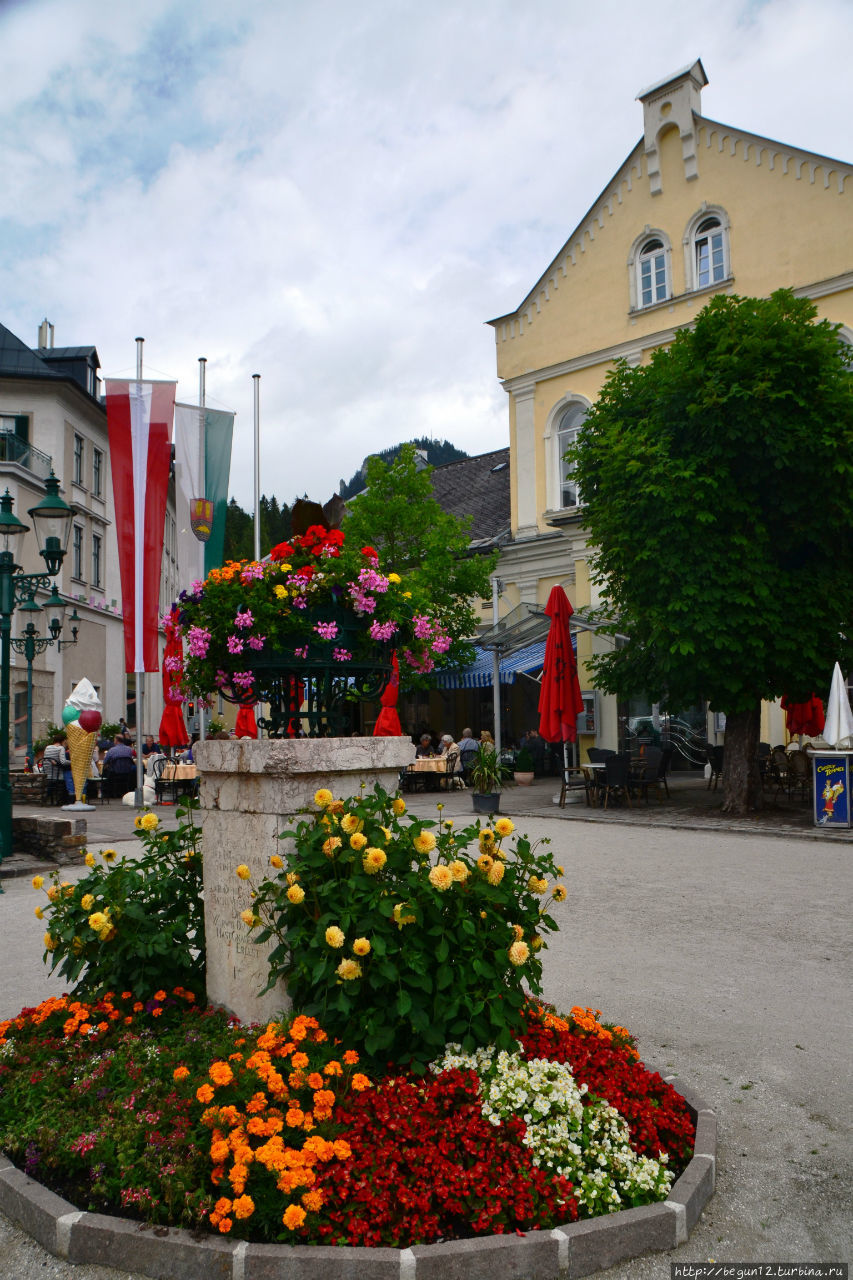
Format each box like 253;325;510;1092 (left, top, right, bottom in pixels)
473;791;501;814
513;771;534;786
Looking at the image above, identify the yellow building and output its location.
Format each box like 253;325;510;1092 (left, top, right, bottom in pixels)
488;59;853;757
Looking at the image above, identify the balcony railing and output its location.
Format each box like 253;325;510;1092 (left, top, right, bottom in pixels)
0;434;54;481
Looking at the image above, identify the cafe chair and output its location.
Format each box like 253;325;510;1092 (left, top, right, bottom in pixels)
42;759;67;806
637;746;665;803
787;749;812;803
705;744;724;791
601;754;633;809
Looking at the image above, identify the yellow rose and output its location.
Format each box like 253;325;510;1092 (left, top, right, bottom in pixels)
235;865;251;880
314;789;333;808
286;884;305;904
352;937;371;956
325;926;345;948
80;894;95;911
88;911;107;932
391;798;406;816
241;909;258;927
336;958;362;981
269;854;283;869
508;940;530;966
31;875;44;890
349;832;368;851
362;848;387;875
428;865;453;892
494;818;515;837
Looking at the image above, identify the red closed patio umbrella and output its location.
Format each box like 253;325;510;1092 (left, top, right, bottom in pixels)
373;651;403;736
159;609;189;749
234;704;258;738
538;586;585;800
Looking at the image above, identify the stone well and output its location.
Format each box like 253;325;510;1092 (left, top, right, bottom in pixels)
194;736;413;1025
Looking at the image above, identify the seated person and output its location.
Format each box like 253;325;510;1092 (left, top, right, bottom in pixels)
415;733;435;758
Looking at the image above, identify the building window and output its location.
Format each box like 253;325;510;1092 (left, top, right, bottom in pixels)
638;239;669;306
73;434;84;485
556;402;588;508
72;525;84;580
92;447;103;496
92;532;102;588
694;216;726;288
685;207;731;291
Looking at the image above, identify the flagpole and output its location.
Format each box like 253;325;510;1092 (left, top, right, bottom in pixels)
197;357;207;744
491;576;502;760
134;337;145;807
253;374;261;561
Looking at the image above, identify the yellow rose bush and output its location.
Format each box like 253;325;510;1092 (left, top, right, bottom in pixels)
240;784;565;1069
34;801;204;999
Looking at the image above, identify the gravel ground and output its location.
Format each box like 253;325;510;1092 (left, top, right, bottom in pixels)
0;795;849;1278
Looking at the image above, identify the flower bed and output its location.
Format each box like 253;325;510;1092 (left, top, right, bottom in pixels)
0;996;693;1246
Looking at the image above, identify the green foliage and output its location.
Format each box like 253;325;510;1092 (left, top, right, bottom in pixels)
35;804;204;998
241;786;566;1070
571;290;853;715
223;495;292;564
338;438;468;500
341;444;498;672
514;746;534;772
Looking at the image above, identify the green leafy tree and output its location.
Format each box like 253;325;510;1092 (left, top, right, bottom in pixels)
571;290;853;814
341;443;498;674
223;495;292;564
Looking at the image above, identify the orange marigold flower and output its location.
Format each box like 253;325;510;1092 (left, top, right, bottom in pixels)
196;1084;215;1104
282;1204;306;1230
343;1049;359;1065
291;1051;309;1069
302;1189;324;1212
154;990;167;1001
323;1060;342;1076
351;1074;371;1091
210;1062;235;1087
217;1218;233;1233
133;1002;143;1013
333;1139;352;1159
232;1195;255;1220
285;1108;305;1127
307;1072;324;1090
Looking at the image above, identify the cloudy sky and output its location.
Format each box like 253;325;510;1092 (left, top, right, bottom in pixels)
1;0;851;509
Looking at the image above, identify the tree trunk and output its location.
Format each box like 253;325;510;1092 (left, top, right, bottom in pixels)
720;705;763;815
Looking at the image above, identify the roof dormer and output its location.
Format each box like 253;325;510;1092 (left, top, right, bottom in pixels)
637;58;708;195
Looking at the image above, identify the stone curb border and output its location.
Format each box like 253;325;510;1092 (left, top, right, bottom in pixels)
0;1078;715;1280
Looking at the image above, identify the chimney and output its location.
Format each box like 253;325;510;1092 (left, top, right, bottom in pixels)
37;319;55;349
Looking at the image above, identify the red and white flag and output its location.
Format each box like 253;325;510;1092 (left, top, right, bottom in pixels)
105;379;176;672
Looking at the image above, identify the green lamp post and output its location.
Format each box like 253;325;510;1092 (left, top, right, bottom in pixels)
0;473;74;868
11;588;80;769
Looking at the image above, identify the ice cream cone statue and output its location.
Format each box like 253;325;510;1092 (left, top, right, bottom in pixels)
61;679;103;810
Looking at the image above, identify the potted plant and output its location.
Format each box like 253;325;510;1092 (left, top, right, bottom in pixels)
469;741;510;814
513;745;535;786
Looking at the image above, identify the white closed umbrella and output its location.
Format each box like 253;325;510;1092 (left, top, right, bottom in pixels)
824;663;853;749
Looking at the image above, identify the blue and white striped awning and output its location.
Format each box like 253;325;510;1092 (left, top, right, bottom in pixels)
435;640;550;690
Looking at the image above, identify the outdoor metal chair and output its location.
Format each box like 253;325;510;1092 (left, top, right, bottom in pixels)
787;749;812;803
637;746;665;803
601;754;633;808
42;759;66;806
770;747;790;801
705;744;724;791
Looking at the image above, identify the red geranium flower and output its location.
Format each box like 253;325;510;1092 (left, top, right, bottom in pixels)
269;541;294;561
360;545;378;560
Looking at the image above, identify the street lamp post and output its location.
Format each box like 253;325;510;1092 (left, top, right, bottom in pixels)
11;588;80;768
0;473;74;868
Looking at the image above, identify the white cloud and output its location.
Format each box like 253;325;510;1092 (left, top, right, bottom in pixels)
1;0;850;508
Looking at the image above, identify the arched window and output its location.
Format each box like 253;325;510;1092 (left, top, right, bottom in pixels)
637;238;669;307
556;401;587;508
685;208;731;291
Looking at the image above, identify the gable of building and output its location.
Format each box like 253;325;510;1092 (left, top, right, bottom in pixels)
490;63;852;382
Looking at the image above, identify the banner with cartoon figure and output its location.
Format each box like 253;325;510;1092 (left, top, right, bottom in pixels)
813;754;851;827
